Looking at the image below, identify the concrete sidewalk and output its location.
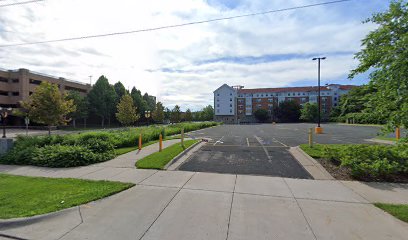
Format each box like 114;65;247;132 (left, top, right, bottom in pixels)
1;168;408;240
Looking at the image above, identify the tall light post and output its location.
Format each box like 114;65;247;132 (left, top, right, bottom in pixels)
312;57;326;134
0;107;12;138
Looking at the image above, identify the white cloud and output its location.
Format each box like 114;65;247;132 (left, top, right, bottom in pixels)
0;0;387;110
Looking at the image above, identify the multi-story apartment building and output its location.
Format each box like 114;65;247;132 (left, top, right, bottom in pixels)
214;84;355;123
0;68;91;108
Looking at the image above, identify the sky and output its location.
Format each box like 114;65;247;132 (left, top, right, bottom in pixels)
0;0;391;110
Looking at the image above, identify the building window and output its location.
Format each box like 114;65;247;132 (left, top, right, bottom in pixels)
12;92;19;96
217;104;220;107
0;90;8;96
288;93;290;96
217;93;219;96
217;109;220;113
303;93;305;95
334;97;337;101
334;92;337;95
230;104;232;107
0;77;8;83
298;93;300;96
12;79;19;83
230;109;232;113
217;99;219;102
29;79;42;85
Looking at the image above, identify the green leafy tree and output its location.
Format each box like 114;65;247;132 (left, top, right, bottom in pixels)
114;81;127;103
300;103;319;122
143;93;156;111
21;82;75;135
116;94;139;126
171;105;181;123
164;107;171;122
201;105;214;121
185;109;193;122
152;101;165;123
66;91;89;128
130;87;148;116
254;109;269;122
274;100;301;123
88;76;117;127
350;0;408;129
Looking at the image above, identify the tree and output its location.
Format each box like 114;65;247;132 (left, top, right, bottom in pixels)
164;107;171;122
21;82;75;135
350;0;408;130
88;76;117;127
114;81;127;103
185;109;193;122
66;91;89;128
300;103;319;122
274;100;301;122
254;109;269;122
201;105;214;121
152;102;165;123
171;105;181;123
116;94;139;126
130;87;148;116
143;93;156;111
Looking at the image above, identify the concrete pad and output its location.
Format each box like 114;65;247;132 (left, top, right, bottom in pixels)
140;171;194;188
18;166;63;178
108;168;157;184
5;166;32;175
62;185;178;240
228;194;315;240
80;167;127;181
183;172;236;192
50;167;104;178
341;181;408;204
141;189;232;240
298;199;408;240
0;207;82;240
285;178;367;203
234;175;293;198
0;164;20;173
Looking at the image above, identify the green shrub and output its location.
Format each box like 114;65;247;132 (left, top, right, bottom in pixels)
31;145;114;167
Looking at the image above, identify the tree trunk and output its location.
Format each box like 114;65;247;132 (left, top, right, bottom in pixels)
108;117;111;127
101;117;105;128
73;119;76;128
84;118;87;129
48;125;51;136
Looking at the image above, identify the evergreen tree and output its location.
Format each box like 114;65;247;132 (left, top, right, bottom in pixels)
185;109;193;122
152;102;165;123
171;105;181;123
88;76;117;127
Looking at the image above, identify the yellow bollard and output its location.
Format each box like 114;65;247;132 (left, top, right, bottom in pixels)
181;128;184;148
308;128;313;148
159;134;163;152
138;133;142;150
396;127;401;141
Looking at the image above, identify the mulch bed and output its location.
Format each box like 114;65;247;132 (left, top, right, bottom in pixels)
315;158;408;183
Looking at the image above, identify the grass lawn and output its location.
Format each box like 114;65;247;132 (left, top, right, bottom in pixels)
299;144;349;158
0;174;133;219
114;136;183;156
375;203;408;223
136;139;199;169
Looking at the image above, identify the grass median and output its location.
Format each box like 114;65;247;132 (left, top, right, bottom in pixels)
136;139;199;169
375;203;408;223
0;174;133;219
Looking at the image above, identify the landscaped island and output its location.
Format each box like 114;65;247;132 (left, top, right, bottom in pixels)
0;122;219;168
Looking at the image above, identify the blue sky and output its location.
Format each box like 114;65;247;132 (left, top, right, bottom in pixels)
0;0;392;110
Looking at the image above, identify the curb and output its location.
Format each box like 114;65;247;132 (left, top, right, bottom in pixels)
289;146;335;180
365;138;396;145
163;140;202;170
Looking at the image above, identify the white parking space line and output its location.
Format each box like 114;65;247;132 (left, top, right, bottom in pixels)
213;136;225;146
246;138;250;147
273;138;288;147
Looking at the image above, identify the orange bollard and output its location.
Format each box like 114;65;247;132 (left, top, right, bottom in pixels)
159;134;163;152
396;127;401;140
138;133;142;150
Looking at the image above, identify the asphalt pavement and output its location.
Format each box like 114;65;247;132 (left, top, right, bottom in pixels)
179;123;382;178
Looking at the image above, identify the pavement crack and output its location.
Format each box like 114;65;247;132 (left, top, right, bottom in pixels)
138;172;196;240
282;178;318;240
56;206;84;240
225;175;237;240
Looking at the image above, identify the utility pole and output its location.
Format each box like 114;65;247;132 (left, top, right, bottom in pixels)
312;57;326;134
89;75;92;85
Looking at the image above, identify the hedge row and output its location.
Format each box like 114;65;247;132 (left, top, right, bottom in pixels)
0;122;220;167
322;144;408;178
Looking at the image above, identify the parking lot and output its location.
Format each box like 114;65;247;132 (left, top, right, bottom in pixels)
179;123;382;178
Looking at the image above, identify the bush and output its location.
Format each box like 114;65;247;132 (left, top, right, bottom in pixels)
323;144;408;178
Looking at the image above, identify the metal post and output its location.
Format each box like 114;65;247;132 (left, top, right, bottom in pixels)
308;128;313;148
181;128;184;147
138;133;142;150
396;127;401;140
317;59;321;128
159;134;163;152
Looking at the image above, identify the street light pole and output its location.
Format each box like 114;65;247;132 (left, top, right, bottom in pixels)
312;57;326;134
